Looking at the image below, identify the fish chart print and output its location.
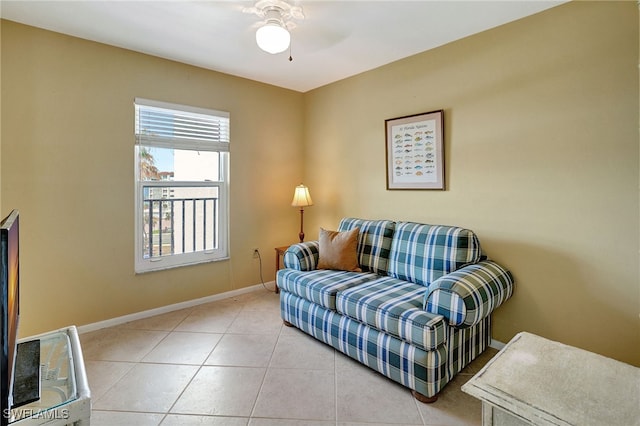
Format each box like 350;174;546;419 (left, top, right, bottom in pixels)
385;110;444;190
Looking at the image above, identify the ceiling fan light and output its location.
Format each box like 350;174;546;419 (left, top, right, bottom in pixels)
256;22;290;54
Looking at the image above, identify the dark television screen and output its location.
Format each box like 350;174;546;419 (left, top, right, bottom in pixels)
0;210;19;426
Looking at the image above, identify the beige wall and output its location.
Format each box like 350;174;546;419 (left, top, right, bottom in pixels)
304;1;639;365
1;20;304;336
1;1;638;366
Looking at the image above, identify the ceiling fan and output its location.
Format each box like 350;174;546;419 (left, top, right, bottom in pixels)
243;0;305;55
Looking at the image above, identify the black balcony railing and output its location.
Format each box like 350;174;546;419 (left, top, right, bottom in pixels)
142;196;218;259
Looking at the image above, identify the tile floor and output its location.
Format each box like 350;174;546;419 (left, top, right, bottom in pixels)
80;288;497;426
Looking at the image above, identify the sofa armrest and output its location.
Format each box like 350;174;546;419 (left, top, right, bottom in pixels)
423;260;514;328
283;241;320;271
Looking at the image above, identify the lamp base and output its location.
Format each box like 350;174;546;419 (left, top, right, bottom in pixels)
298;208;305;243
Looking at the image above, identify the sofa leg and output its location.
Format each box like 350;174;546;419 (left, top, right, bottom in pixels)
412;390;438;403
283;320;294;327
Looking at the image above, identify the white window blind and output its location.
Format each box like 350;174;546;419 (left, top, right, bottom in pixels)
135;98;229;152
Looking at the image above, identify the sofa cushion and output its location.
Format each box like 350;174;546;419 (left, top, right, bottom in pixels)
338;218;396;274
388;222;482;287
317;227;362;272
277;268;378;311
335;277;447;351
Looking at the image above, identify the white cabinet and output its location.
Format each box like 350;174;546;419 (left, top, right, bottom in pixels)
462;332;639;426
10;327;90;425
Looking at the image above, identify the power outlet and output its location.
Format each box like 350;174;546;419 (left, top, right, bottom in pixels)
252;248;260;258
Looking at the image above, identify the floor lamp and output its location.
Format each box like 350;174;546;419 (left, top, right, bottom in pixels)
291;184;313;243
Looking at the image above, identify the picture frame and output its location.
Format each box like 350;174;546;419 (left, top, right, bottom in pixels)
385;110;444;190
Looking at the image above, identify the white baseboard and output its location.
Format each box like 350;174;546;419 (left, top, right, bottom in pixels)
490;339;506;351
77;282;275;334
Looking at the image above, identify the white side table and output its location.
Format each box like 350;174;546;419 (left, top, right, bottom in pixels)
462;332;640;426
10;326;90;425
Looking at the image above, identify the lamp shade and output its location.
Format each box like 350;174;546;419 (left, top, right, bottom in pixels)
291;184;313;207
256;22;290;54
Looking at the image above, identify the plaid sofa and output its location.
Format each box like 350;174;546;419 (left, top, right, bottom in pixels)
277;218;514;402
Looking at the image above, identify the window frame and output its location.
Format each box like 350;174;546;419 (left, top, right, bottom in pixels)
134;98;230;273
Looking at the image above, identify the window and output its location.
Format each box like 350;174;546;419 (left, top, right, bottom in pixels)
134;98;230;273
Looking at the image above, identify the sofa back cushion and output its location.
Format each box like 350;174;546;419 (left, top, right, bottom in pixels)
338;218;396;275
388;222;482;286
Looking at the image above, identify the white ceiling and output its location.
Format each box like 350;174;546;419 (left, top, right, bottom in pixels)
0;0;565;93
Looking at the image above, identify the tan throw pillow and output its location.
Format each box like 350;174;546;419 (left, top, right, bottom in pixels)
317;227;362;272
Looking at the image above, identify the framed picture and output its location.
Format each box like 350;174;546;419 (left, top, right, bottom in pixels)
385;110;444;190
